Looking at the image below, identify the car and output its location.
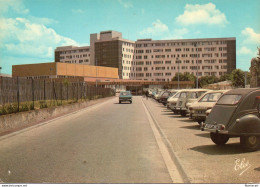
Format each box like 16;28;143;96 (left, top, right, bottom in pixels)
174;89;209;116
119;91;132;104
201;88;260;152
168;90;185;113
159;90;177;106
189;90;228;124
154;90;165;102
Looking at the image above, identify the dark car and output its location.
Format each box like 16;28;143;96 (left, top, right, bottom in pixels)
159;91;171;105
201;88;260;152
119;91;132;104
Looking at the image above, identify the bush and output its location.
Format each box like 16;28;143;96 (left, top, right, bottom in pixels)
39;101;48;109
20;104;29;112
6;104;17;114
0;106;7;115
30;103;34;110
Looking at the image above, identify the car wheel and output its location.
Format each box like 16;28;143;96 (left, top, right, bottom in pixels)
240;136;260;152
130;101;132;104
180;111;186;117
210;133;229;145
119;101;121;104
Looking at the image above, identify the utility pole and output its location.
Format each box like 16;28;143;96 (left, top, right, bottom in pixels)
177;57;179;89
194;43;199;88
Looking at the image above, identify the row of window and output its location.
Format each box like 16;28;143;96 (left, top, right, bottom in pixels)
135;41;228;48
59;49;90;54
135;53;227;59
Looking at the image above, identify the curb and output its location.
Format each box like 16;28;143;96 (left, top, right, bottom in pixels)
142;98;191;183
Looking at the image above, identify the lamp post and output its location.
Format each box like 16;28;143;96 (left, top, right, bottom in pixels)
194;43;199;88
95;59;97;88
176;57;179;89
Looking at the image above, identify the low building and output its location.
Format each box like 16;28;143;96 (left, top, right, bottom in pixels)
12;62;119;80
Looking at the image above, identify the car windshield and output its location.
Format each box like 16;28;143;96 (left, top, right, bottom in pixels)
180;92;187;98
162;92;170;97
217;94;242;105
199;92;223;102
190;92;198;99
120;92;130;96
174;92;181;98
169;92;177;97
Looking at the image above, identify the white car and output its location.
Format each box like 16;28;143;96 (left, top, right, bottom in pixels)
174;89;209;116
189;90;229;124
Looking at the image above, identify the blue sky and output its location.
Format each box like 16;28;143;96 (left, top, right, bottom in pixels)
0;0;259;74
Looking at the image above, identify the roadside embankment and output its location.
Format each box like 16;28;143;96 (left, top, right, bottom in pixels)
0;96;115;136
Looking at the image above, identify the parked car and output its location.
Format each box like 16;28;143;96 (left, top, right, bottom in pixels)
154;90;165;102
201;88;260;152
119;91;132;104
159;90;177;105
168;90;185;113
174;89;208;116
189;90;228;124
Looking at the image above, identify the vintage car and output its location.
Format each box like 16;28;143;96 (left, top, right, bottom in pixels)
154;90;165;102
189;90;228;124
119;91;132;104
168;90;186;113
174;89;208;116
201;88;260;152
160;90;177;106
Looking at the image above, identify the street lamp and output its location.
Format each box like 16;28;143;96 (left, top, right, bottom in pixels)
194;43;199;88
176;57;179;89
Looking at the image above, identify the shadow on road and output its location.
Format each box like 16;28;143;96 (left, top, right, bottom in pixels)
254;167;260;171
195;133;210;138
179;119;196;123
180;125;201;130
190;142;246;155
114;103;131;104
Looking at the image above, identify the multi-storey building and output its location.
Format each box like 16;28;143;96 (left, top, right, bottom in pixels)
55;31;236;81
55;46;91;65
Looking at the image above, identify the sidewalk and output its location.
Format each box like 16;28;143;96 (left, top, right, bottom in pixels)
142;97;260;183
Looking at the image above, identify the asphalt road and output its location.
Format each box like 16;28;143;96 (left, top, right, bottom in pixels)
0;96;259;184
0;96;173;183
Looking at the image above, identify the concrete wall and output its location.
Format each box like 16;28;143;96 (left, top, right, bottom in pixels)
0;97;114;135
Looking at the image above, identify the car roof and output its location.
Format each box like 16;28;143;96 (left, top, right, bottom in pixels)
204;90;229;94
224;88;260;96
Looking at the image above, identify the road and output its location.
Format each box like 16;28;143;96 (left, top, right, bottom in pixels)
0;96;259;183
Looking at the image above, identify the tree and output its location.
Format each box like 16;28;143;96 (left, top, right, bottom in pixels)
219;74;231;82
198;75;219;88
172;73;196;87
230;69;246;88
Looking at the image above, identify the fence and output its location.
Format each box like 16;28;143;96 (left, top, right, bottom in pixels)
0;77;115;112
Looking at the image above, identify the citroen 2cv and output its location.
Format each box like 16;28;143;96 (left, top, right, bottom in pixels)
201;88;260;152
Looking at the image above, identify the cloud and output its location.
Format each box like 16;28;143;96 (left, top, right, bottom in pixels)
163;28;189;40
241;27;260;44
0;17;80;58
176;3;228;26
28;16;58;25
237;46;254;55
72;9;85;14
118;0;133;8
0;0;29;14
140;19;169;36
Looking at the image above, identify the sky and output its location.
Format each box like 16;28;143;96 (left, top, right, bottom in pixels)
0;0;260;75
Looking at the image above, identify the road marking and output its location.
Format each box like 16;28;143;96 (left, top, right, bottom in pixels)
141;98;184;183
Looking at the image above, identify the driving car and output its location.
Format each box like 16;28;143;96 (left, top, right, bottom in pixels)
174;89;209;116
201;88;260;152
119;91;132;104
189;90;229;124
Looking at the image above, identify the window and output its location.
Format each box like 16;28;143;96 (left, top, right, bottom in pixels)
217;95;242;105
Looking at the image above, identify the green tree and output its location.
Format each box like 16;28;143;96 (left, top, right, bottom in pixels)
219;74;231;82
230;69;246;88
198;75;219;88
172;73;196;87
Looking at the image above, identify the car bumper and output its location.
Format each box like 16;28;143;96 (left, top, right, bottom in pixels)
119;99;132;102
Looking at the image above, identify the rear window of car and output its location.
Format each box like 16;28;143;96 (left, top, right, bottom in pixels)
162;92;170;97
190;92;198;99
120;92;130;96
170;92;177;97
199;92;223;102
217;94;242;105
